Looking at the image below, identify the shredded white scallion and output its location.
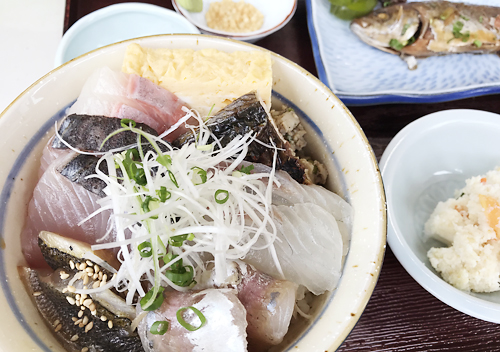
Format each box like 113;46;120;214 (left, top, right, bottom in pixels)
81;109;281;299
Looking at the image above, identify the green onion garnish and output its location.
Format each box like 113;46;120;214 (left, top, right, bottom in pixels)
176;306;206;331
150;320;169;335
389;39;405;51
168;170;179;188
214;189;229;204
191;167;207;185
168;233;194;247
166;266;194;287
140;287;165;311
138;241;153;258
239;164;254;175
401;24;410;36
120;118;137;128
142;196;159;213
473;39;482;48
156;186;171;202
157;154;172;168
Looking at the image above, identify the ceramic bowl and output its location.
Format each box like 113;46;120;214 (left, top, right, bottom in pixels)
54;3;200;67
380;109;500;323
0;34;385;351
171;0;297;43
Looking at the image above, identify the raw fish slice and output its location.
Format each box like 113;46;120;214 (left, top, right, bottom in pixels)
235;263;297;351
197;261;297;351
68;67;191;141
138;289;247;352
244;203;343;295
21;152;113;268
250;162;352;257
39;136;73;178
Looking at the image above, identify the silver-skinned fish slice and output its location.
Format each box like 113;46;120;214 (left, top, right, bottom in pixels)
351;1;500;68
138;289;248;352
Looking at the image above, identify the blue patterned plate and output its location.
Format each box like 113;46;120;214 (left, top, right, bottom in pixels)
307;0;500;105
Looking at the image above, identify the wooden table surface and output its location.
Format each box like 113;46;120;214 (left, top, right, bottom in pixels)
65;1;500;350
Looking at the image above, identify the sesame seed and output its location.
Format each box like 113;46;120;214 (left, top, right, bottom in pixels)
83;274;89;285
32;291;42;297
100;315;107;321
75;294;80;300
78;310;83;318
83;299;93;307
92;281;100;289
54;320;60;326
94;265;99;273
85;322;93;332
91;309;97;316
89;303;96;312
80;263;87;270
98;272;103;280
112;273;117;280
74;319;82;326
82;316;89;325
80;306;86;311
72;317;78;322
86;267;94;274
62;288;68;293
99;281;106;288
81;293;88;300
76;299;81;307
102;274;107;283
93;273;98;280
87;272;93;277
86;260;93;267
108;320;113;329
78;323;84;328
67;286;76;293
70;334;79;342
66;297;76;305
69;261;75;270
82;348;89;352
60;271;70;280
54;324;62;332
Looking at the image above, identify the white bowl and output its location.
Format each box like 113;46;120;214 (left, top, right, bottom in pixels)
380;109;500;324
0;34;385;351
172;0;297;43
54;3;200;67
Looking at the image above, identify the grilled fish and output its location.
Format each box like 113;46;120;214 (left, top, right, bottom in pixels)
351;1;500;68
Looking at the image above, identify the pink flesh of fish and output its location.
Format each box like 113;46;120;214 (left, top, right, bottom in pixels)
68;67;192;141
22;152;113;268
235;263;298;351
38;136;72;178
138;289;248;352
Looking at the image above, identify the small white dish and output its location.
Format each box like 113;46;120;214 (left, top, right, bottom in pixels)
380;109;500;323
54;3;200;67
172;0;297;43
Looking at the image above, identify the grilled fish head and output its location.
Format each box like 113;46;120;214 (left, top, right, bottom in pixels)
351;4;421;54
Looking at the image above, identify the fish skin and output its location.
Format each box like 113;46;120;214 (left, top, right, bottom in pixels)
19;267;143;352
351;1;500;58
173;92;310;184
52;114;158;152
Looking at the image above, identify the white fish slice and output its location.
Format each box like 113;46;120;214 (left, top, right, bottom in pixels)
244;203;343;295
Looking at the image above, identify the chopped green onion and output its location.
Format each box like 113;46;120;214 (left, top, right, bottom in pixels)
401;24;410;36
142;196;159;214
168;170;179;188
150;321;169;335
239;164;254;175
191;167;207;185
196;144;213;151
120;119;137;128
214;189;229;204
473;39;482;48
176;306;206;331
389;39;405;51
140;287;165;311
207;104;216;118
479;16;484;23
168;234;194;247
156;186;171;202
166;266;194;287
460;15;469;21
138;241;153;258
157;154;172;168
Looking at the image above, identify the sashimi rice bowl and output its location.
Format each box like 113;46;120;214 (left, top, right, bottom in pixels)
0;35;386;352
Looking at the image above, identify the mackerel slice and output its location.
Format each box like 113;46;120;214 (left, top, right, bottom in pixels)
173;91;309;184
59;154;109;198
52;114;158;152
19;267;143;352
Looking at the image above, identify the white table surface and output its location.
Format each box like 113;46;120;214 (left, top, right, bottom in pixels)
0;0;65;113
